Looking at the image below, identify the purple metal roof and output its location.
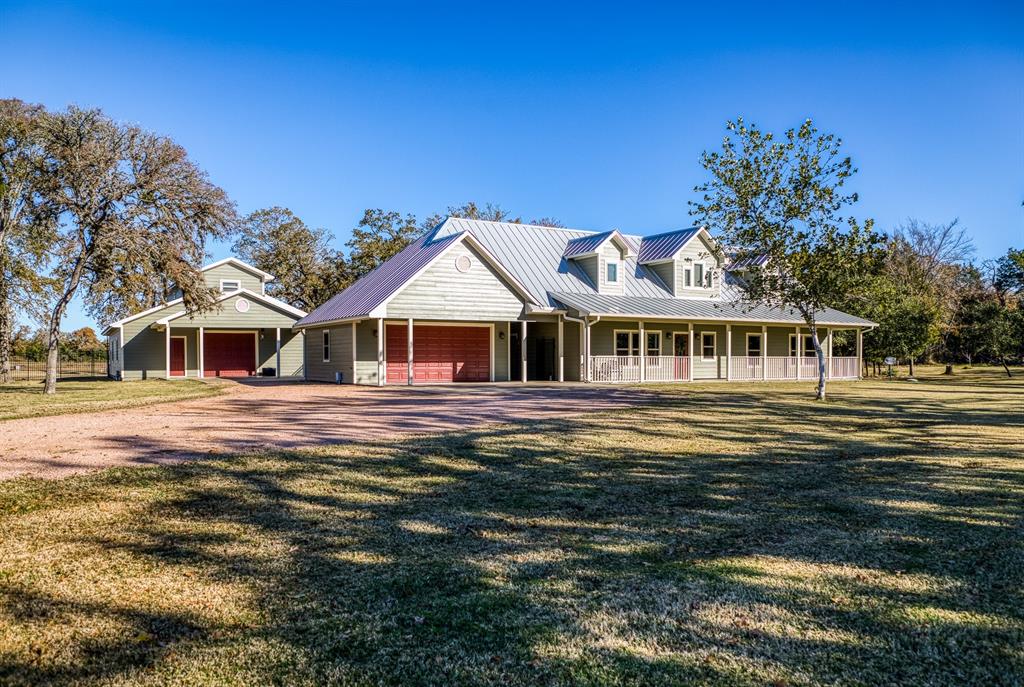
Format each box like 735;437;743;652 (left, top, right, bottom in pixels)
637;228;700;263
294;231;463;327
562;230;615;258
728;254;770;270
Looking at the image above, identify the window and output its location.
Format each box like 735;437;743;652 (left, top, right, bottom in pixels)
701;332;716;360
705;268;713;288
322;329;331;362
646;332;662;357
684;269;692;287
606;261;619;283
220;279;241;292
694;263;703;288
614;330;640;356
747;333;762;357
788;334;816;357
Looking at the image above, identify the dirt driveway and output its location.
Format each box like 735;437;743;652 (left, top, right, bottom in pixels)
0;381;660;480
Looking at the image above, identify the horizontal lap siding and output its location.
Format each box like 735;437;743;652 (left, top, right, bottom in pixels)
354;319;379;385
674;234;721;299
563;320;581;381
202;263;264;293
122;302;188;380
174;294;298;329
304;325;354;383
693;324;725;379
386;242;524;321
258;329;304;376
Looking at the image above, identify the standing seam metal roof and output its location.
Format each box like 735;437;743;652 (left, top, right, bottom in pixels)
637;228;700;263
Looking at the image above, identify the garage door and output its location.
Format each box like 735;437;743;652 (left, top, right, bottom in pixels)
386;324;490;384
203;332;256;377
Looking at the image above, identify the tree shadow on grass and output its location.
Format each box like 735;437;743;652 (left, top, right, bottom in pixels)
2;380;1022;685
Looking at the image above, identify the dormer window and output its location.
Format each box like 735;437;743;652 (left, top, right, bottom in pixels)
606;262;619;283
220;279;241;292
694;263;704;288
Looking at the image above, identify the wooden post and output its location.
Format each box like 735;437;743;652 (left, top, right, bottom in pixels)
795;326;802;380
688;325;695;382
351;322;357;383
856;328;863;379
520;320;528;382
726;324;732;381
376;317;384;386
761;324;767;381
557;315;564;382
407;318;414;385
275;327;281;377
199;326;205;379
584;319;591;382
824;328;832;379
164;325;170;379
639;320;646;383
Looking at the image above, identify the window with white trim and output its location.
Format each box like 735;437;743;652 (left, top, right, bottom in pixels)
788;334;816;357
693;263;704;288
684;269;692;287
220;279;241;292
646;331;661;357
701;332;717;360
606;261;619;283
747;333;763;357
614;330;640;356
322;329;331;362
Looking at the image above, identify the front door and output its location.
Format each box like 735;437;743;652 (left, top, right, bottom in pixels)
673;333;689;356
170;337;186;377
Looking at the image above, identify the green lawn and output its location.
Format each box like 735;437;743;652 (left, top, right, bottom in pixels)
0;379;224;421
1;368;1021;685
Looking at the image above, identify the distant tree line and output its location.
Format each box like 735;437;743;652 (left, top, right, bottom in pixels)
10;325;105;362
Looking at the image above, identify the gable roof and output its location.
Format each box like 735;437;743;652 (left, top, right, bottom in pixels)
293;229;538;329
562;229;635;259
728;254;770;270
637;227;703;263
154;288;306;326
202;257;276;282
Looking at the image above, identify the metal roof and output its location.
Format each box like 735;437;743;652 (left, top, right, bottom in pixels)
294;231;462;327
549;291;876;326
728;254;770;270
637;228;700;263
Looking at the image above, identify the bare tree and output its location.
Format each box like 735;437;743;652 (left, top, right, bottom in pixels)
39;107;237;394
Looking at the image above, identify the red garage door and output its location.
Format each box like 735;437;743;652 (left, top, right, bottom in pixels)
386;324;490;384
203;332;256;377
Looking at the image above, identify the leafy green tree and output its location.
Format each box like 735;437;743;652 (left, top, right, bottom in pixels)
993;247;1024;302
39;106;236;394
233;207;347;311
0;99;56;382
860;273;939;376
690;118;882;399
346;209;422;281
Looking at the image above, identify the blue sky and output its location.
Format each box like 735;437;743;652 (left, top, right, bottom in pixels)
3;1;1022;331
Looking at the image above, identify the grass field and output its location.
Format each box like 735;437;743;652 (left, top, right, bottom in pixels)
0;379;224;421
1;367;1021;685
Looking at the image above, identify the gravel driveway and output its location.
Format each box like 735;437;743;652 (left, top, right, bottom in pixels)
0;381;657;480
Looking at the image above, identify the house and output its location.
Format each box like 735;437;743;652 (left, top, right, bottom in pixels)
103;258;307;380
293;217;875;385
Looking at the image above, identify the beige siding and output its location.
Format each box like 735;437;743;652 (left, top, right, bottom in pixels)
304;325;354;383
386;242;524;321
575;255;599;287
674;234;721;299
354;319;379;385
173;294;297;329
648;262;675;295
597;242;625;295
563;320;582;381
693;324;726;379
202;263;265;294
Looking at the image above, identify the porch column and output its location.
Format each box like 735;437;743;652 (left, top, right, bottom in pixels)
639;320;646;383
557;315;565;382
726;324;733;381
795;326;802;380
164;325;170;379
761;324;767;381
199;326;205;378
584;319;591;382
351;322;357;382
376;317;384;386
688;324;695;382
407;318;414;385
856;328;863;379
520;320;528;383
275;327;281;377
824;329;832;379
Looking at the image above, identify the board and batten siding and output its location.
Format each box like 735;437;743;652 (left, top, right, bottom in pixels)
304;325;354;383
386;242;524;321
201;263;265;294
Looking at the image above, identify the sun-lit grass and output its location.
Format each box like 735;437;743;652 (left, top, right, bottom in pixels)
0;367;1021;685
0;379;225;421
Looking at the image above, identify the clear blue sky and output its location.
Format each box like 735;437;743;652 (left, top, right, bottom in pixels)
3;1;1022;331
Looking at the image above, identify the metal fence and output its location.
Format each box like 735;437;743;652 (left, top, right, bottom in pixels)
5;353;109;381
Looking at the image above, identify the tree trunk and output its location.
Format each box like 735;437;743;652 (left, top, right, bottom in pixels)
0;297;10;385
944;364;953;375
43;248;89;395
808;322;826;400
909;358;915;377
1001;358;1012;378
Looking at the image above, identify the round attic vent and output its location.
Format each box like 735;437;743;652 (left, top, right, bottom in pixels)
455;255;472;273
235;298;251;313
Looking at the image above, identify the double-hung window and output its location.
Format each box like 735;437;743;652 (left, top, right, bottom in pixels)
694;263;704;288
322;329;331;362
614;331;640;357
788;334;816;357
747;333;763;357
606;261;619;283
684;269;692;287
701;332;717;360
646;332;661;357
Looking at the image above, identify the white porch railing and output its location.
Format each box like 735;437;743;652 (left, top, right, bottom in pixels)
588;355;860;382
644;356;690;382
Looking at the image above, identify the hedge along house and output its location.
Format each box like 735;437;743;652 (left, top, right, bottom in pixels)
103;258;307;380
293;217;875;385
